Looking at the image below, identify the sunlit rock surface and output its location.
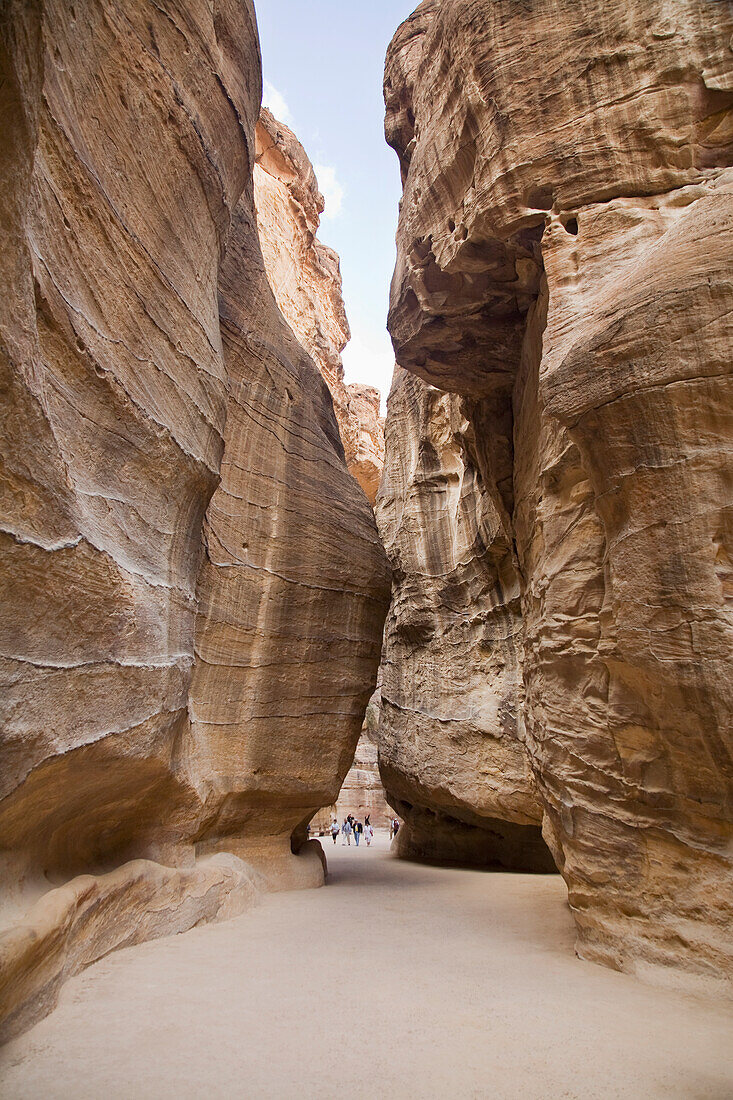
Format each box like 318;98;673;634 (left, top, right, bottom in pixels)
381;0;733;990
254;108;384;504
0;0;389;1041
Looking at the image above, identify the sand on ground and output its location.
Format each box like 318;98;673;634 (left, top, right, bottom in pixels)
2;832;732;1099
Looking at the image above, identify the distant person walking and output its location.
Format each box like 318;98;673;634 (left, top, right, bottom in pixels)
330;820;339;844
354;819;363;847
341;818;352;846
393;818;400;837
364;823;374;847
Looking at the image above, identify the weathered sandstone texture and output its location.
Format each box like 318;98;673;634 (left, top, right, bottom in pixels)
311;691;393;834
0;0;389;1042
376;367;554;869
382;0;733;990
254;108;391;832
254;109;385;504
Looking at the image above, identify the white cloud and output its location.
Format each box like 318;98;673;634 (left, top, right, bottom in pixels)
341;332;395;414
314;164;344;220
262;79;293;126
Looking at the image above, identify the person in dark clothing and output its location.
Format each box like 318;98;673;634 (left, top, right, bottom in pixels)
353;819;364;847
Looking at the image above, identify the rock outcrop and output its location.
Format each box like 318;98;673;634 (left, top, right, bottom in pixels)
381;0;733;991
376;367;554;869
254;109;384;503
0;0;389;1042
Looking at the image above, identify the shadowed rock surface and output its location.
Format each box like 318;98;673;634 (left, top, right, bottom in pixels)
188;135;390;883
380;0;733;991
0;0;389;1042
253;108;392;833
376;367;554;870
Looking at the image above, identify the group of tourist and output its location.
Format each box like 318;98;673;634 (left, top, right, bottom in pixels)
331;813;374;846
329;814;401;847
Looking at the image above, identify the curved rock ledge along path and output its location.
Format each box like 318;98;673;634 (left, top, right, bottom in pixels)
2;834;732;1099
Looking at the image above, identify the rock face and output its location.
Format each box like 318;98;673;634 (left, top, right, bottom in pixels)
254;112;391;834
0;0;389;1041
376;367;554;869
254;109;384;503
334;690;393;829
382;0;733;991
186;124;390;886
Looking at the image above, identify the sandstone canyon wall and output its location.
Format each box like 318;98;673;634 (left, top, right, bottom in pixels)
253;107;392;833
376;367;554;868
254;109;384;504
380;0;733;992
0;0;389;1042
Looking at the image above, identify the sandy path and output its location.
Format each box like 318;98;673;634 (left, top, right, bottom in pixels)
2;834;732;1099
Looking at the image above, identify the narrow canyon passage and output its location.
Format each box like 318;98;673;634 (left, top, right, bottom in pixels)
2;839;732;1100
2;0;732;1082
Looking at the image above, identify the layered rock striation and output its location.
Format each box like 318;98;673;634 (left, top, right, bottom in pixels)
254;109;384;504
376;367;553;869
0;0;389;1041
187;153;389;883
254;110;392;835
381;0;733;990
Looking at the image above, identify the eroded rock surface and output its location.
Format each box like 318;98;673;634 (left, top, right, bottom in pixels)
253;109;391;836
376;367;553;869
0;0;389;1041
254;109;384;503
187;161;390;884
382;0;733;990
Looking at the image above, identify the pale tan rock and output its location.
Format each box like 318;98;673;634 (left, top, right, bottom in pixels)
0;854;261;1046
341;383;385;507
0;0;256;934
332;690;394;829
0;0;389;1041
376;367;554;870
254;109;385;503
383;0;733;989
185;176;390;883
255;108;349;396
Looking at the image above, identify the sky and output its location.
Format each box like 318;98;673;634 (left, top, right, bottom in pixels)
256;0;417;411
